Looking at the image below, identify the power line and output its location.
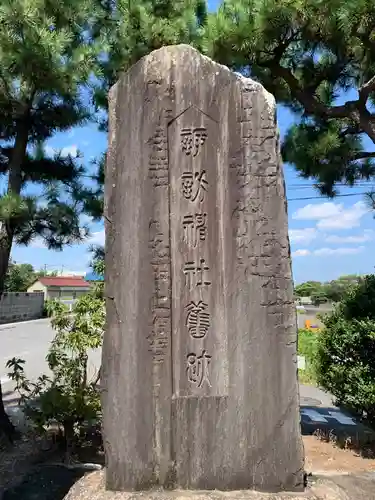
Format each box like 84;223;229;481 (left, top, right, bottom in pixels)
288;192;368;201
288;185;373;191
288;182;374;188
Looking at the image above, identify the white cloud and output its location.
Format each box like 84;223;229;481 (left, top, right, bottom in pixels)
325;229;374;244
292;201;369;230
292;249;310;257
67;129;75;138
41;267;86;276
89;230;105;246
60;269;86;276
30;238;46;249
82;140;90;147
291;245;365;258
80;214;93;226
317;202;368;230
61;144;78;157
292;202;342;220
289;228;317;244
314;246;365;256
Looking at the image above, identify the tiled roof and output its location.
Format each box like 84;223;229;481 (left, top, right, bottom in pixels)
37;276;91;287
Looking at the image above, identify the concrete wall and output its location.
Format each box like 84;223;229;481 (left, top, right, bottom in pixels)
0;292;44;325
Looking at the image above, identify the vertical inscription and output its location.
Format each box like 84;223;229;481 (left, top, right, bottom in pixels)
231;84;279;273
170;106;227;397
147;219;171;363
180;124;212;390
147;105;172;364
148;109;172;187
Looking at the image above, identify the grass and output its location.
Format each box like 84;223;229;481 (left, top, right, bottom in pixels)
298;328;319;385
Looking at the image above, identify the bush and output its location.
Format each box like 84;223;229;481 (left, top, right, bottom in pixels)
316;275;375;423
6;282;105;458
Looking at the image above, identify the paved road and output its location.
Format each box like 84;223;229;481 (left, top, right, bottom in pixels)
0;319;372;437
0;318;101;401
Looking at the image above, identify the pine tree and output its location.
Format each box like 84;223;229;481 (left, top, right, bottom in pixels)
88;0;209;221
0;0;102;443
0;0;103;293
93;0;208;127
205;0;375;200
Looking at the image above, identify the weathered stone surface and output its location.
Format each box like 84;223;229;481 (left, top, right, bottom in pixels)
103;44;303;492
63;471;375;500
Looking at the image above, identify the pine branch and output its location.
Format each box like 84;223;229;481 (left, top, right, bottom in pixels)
351;151;375;160
272;65;356;119
359;76;375;103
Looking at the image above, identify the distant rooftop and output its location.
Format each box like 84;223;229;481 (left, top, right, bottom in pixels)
37;276;91;287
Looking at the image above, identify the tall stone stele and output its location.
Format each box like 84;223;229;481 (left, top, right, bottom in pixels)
102;45;304;492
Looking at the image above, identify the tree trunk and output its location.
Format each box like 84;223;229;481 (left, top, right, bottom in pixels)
0;120;29;442
0;121;29;293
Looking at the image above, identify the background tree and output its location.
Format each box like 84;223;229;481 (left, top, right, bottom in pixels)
0;0;102;444
3;261;59;292
294;280;324;298
294;275;363;303
4;262;35;292
94;0;208;128
0;0;103;294
316;275;375;423
206;0;375;202
324;275;363;302
86;0;210;244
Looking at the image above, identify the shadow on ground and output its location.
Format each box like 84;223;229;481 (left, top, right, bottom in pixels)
2;465;85;500
301;404;375;459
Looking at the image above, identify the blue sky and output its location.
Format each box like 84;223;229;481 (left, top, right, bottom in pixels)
8;0;375;283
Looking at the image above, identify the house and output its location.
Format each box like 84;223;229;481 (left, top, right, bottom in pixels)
27;276;91;301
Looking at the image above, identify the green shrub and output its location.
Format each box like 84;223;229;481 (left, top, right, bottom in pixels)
6;282;105;458
316;275;375;423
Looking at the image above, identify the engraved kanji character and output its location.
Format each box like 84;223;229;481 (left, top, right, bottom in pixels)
153;267;169;309
152;315;168;337
186;350;212;388
186;301;210;339
195;213;207;241
183;258;211;289
181;127;207;156
182;213;207;247
181;170;208;202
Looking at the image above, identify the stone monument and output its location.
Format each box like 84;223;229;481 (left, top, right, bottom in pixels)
102;45;304;492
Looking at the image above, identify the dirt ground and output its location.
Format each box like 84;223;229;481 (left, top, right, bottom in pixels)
303;435;375;473
2;434;375;497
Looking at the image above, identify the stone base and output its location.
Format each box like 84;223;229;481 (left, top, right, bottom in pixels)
63;470;375;500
